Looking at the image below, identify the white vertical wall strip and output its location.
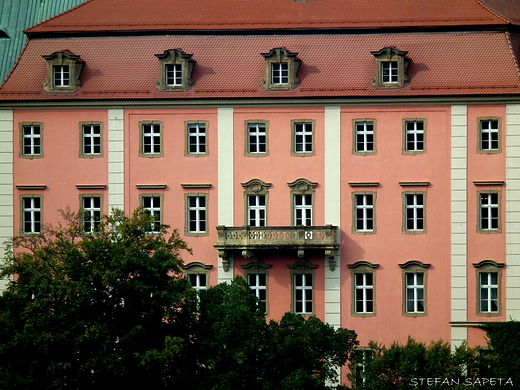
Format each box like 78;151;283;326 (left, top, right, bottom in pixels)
451;104;468;348
0;110;13;291
108;109;125;211
506;103;520;320
218;107;234;283
324;106;342;329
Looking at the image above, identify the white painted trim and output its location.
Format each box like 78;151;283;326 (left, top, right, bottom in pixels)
0;110;13;291
451;104;468;348
324;106;341;329
108;109;125;212
506;103;520;319
218;107;234;283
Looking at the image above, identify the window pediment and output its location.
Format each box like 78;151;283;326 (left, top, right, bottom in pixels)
371;47;410;89
155;49;195;91
261;48;301;91
42;50;84;93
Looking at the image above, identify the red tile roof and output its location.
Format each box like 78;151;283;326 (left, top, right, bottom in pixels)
25;0;510;34
1;33;519;100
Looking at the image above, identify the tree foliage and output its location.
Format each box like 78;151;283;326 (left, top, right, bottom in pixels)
0;209;196;390
347;337;486;390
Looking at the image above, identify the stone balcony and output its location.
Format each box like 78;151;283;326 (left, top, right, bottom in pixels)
215;225;340;271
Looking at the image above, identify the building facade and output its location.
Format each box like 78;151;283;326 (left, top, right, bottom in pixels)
1;0;520;383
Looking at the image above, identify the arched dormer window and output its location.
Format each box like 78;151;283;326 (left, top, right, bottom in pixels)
42;50;84;93
371;47;410;89
155;49;195;91
261;48;301;91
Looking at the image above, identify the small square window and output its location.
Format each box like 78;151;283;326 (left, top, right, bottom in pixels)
21;125;42;157
381;61;398;83
43;51;83;93
155;49;195;91
261;48;300;90
291;120;315;156
403;119;425;154
21;196;42;234
53;65;70;87
272;63;289;84
79;122;103;158
166;64;182;86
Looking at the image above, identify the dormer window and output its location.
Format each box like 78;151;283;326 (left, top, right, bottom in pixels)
155;49;195;91
371;47;410;89
261;48;300;91
42;51;84;93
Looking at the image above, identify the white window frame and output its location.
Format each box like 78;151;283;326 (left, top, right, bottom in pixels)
479;191;500;232
292;121;314;155
81;196;102;233
53;64;70;87
405;272;425;314
81;123;102;156
271;62;289;85
186;194;208;236
479;272;499;314
480;119;499;152
404;192;425;233
165;63;182;86
247;123;267;155
354;121;375;154
247;194;266;227
187;123;207;155
354;273;374;314
22;196;42;234
188;273;207;292
381;61;398;83
247;273;267;312
141;123;162;155
404;120;425;152
354;193;374;233
293;273;313;315
21;124;42;157
294;194;312;226
141;195;162;232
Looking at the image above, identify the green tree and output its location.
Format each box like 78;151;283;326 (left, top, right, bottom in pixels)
347;337;483;390
194;276;358;390
0;209;196;390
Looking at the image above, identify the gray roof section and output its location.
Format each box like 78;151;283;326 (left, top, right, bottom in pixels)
0;0;88;85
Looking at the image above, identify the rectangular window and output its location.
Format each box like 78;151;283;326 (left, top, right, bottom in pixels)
187;123;207;155
82;124;101;155
247;273;267;312
405;273;425;313
294;274;313;314
81;196;102;233
248;194;266;227
294;194;312;226
404;193;424;232
293;122;313;154
141;123;162;155
480;119;499;151
479;272;499;313
22;125;42;156
479;192;499;231
272;63;288;84
166;64;182;86
22;197;41;234
382;61;398;83
187;195;207;234
354;194;374;233
188;273;207;292
53;65;70;87
142;196;161;232
355;122;374;153
354;273;374;314
247;123;267;154
405;121;424;152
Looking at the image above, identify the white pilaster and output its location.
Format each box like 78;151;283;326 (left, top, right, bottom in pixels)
506;103;520;319
108;109;125;212
324;106;342;328
0;110;14;291
218;107;234;283
451;104;468;348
